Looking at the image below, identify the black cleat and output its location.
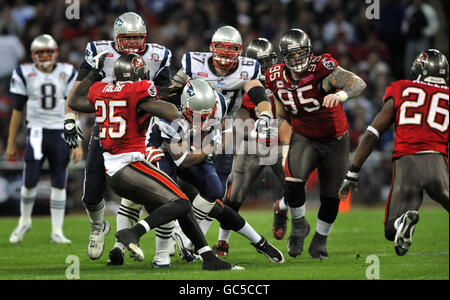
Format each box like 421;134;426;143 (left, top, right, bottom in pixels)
202;256;244;271
273;200;288;240
115;229;144;261
252;236;284;263
287;216;310;258
308;232;328;259
394;210;419;256
107;246;125;266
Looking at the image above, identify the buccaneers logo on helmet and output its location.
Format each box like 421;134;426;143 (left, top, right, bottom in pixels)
416;53;428;67
132;57;146;73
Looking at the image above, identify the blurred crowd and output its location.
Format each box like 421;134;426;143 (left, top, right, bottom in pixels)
0;0;448;204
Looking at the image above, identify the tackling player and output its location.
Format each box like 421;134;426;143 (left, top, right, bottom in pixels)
213;38;291;256
265;28;367;259
68;52;243;271
7;34;78;244
148;79;284;266
63;12;173;264
339;49;449;256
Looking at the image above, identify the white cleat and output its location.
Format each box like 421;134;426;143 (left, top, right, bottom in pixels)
88;220;111;260
152;252;171;269
395;210;419;256
9;222;31;244
51;232;72;244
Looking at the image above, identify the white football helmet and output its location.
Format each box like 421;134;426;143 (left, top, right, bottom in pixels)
210;26;243;69
31;34;58;68
113;12;147;54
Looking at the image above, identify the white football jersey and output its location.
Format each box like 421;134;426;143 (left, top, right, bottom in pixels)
181;52;261;119
84;40;171;82
10;63;77;129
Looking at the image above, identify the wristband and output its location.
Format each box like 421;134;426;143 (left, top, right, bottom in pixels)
336;91;349;102
349;165;360;173
367;126;380;140
65;113;76;120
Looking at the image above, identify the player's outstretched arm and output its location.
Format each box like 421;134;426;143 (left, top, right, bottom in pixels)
322;66;367;108
68;76;96;113
338;98;395;199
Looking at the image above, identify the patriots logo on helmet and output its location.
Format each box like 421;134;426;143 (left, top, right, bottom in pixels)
186;82;196;97
132;57;146;73
115;18;124;27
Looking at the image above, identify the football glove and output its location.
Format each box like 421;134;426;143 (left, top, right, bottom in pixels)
145;146;164;165
87;50;108;81
338;170;359;200
251;112;272;139
63;113;84;149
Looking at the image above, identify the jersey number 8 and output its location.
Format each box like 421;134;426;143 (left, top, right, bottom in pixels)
41;84;56;110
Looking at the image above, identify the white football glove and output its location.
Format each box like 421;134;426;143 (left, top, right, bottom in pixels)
338;170;359;200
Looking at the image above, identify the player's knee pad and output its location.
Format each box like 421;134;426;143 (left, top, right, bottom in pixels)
285;178;306;208
21;186;37;198
318;195;340;224
50;187;66;201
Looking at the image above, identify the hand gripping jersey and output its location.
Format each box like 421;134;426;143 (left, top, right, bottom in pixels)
83;40;171;83
87;80;157;175
383;80;449;158
265;54;348;141
10;63;77;129
181;52;260;119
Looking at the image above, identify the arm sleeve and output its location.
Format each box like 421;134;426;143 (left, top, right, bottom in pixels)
154;48;172;86
12;93;27;111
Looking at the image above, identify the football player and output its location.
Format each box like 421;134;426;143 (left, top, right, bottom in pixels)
213;38;292;256
148;79;284;266
7;34;78;244
339;49;449;256
68;52;243;271
63;12;174;264
265;29;367;259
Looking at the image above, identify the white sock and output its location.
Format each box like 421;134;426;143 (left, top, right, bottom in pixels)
316;218;334;236
117;198;141;231
50;188;66;231
85;200;105;225
237;222;261;244
278;197;288;210
199;218;213;235
19;186;37;225
288;203;306;219
218;227;232;243
192;195;216;223
155;221;175;254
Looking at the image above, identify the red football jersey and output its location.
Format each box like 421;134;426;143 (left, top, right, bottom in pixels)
265;54;348;141
384;80;449;158
87;80;157;155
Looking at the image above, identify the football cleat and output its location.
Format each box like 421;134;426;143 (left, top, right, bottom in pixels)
272;200;288;240
107;242;126;266
251;236;284;263
51;232;71;244
308;232;328;259
202;256;244;271
88;220;110;260
115;229;144;261
9;222;31;244
152;252;171;269
394;210;419;256
172;229;200;262
287;216;310;258
212;240;229;257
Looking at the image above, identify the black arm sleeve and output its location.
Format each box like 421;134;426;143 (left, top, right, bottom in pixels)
247;85;270;105
76;60;93;81
12;93;27;111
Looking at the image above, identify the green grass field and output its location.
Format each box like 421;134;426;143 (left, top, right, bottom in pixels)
0;207;448;280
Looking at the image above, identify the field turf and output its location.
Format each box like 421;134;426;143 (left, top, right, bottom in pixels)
0;207;448;281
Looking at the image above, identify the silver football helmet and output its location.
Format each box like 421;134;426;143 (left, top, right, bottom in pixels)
210;25;243;69
31;34;58;68
181;79;218;127
246;38;277;74
113;12;147;54
279;28;313;74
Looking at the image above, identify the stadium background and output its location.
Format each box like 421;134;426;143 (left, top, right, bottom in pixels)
0;0;448;216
